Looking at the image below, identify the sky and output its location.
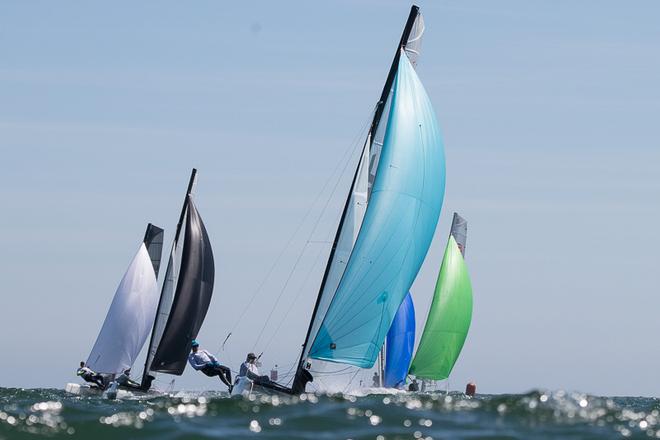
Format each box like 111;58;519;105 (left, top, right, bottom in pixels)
1;1;659;396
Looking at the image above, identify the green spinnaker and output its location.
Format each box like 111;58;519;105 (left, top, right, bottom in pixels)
408;235;473;380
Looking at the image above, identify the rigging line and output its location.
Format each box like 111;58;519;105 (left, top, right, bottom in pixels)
225;111;375;341
343;368;362;394
261;242;327;352
260;195;337;353
251;238;311;351
251;112;374;352
280;347;303;387
311;365;355;375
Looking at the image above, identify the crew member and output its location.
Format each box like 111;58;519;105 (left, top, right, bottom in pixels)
77;361;105;389
188;340;233;392
238;352;270;385
116;368;141;390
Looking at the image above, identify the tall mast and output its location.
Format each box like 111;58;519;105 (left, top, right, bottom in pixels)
294;5;421;384
368;5;419;142
141;168;197;387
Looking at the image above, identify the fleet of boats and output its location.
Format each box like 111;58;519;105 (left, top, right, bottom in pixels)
67;5;474;399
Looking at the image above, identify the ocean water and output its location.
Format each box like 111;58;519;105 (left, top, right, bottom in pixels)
0;388;657;439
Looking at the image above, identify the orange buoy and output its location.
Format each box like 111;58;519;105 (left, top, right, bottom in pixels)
465;382;476;396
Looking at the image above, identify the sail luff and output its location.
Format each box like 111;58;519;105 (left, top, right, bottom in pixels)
141;169;197;387
408;214;473;380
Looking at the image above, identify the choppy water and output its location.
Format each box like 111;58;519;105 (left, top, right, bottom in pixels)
0;388;658;439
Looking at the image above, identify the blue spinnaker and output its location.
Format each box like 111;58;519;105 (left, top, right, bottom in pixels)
384;292;415;388
309;51;445;367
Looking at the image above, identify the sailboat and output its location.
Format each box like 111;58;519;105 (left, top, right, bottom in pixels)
67;168;216;396
65;223;164;396
240;4;445;396
140;168;215;391
408;212;473;387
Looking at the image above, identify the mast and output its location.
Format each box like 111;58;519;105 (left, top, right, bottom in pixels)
378;350;384;387
368;5;419;141
293;5;421;388
141;168;197;387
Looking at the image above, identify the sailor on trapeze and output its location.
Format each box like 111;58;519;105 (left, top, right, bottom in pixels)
76;361;106;389
187;340;233;392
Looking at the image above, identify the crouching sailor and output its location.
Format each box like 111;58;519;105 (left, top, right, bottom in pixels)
188;340;233;392
76;361;106;389
232;352;274;395
116;368;141;390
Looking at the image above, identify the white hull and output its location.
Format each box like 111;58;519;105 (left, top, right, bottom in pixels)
230;377;254;397
65;382;163;400
348;386;408;397
229;377;286;397
65;383;133;399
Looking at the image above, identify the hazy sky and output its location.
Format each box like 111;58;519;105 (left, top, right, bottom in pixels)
1;1;659;396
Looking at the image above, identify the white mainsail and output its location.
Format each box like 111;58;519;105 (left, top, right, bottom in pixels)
86;244;159;375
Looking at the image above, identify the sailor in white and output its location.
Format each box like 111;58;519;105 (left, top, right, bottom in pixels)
187;340;232;391
238;352;263;381
76;361;105;389
116;368;141;389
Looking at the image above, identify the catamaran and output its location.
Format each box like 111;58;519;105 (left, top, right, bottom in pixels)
139;168;215;392
234;4;446;396
65;223;163;397
67;169;216;397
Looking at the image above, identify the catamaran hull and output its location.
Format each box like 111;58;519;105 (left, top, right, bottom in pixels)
64;383;163;399
230;377;295;397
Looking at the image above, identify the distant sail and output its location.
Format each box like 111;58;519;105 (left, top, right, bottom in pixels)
308;49;445;368
86;224;163;375
408;213;472;380
150;196;215;375
383;292;415;388
143;223;164;278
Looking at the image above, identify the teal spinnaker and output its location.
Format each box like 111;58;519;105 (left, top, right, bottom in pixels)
309;51;445;367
